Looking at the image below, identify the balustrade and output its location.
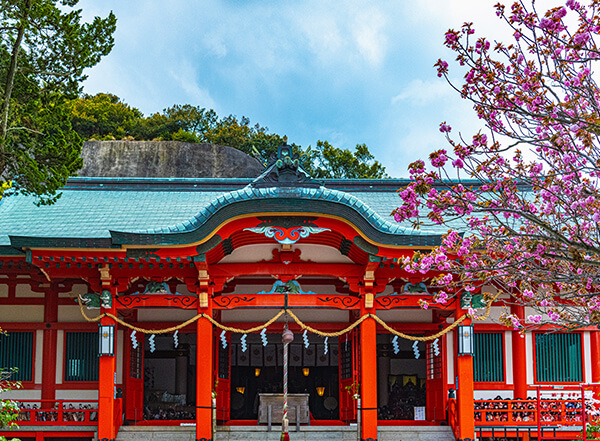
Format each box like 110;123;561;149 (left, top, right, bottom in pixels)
13;399;98;425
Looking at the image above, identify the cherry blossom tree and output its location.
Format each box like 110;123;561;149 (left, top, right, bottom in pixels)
394;0;600;329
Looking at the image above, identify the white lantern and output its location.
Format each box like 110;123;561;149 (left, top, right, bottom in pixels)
457;324;474;356
98;324;115;356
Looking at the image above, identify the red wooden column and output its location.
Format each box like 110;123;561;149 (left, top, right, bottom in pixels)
590;331;600;400
41;284;58;404
98;283;118;441
456;316;475;441
196;281;214;441
360;292;378;441
511;304;528;399
591;331;600;383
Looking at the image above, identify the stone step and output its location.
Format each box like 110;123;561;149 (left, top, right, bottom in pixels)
116;426;196;441
115;425;456;441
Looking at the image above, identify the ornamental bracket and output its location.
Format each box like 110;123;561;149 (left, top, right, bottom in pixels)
194;259;210;308
99;265;112;288
363;261;379;309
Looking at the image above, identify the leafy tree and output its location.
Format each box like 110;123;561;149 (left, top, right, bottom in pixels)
69;93;142;139
0;0;116;203
69;94;388;179
131;105;218;142
0;371;20;438
163;104;218;138
303;140;387;179
394;0;600;329
204;114;285;160
0;328;21;439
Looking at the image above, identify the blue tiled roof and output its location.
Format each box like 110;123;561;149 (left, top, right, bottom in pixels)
0;177;450;250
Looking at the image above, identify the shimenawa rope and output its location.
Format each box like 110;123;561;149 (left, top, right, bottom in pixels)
78;293;497;341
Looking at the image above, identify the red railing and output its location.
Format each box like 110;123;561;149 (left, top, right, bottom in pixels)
447;397;458;439
13;400;98;425
473;384;600;441
474;398;585;425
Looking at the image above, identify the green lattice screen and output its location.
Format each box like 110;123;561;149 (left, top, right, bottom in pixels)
473;332;504;382
535;333;582;382
0;331;33;381
64;332;99;382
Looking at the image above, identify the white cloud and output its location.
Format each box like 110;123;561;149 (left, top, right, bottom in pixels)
203;35;228;59
391;79;452;106
78;0;565;174
289;2;389;68
168;62;217;111
352;8;387;66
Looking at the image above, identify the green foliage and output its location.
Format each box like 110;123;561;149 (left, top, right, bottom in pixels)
303;140;387;179
70;93;388;179
163;104;218;137
204;115;286;161
0;364;21;439
0;0;116;203
69;93;142;139
344;380;360;400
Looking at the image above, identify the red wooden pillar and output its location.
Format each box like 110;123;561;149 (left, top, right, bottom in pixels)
196;290;213;441
511;304;528;399
41;285;58;404
590;331;600;400
360;299;377;441
98;286;118;441
591;331;600;383
456;317;474;441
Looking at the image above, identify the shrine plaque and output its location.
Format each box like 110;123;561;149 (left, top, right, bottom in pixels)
414;406;426;420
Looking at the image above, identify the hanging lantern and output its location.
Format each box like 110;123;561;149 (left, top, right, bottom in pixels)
255;368;261;377
458;324;474;356
98;324;115;356
316;386;325;397
303;368;310;377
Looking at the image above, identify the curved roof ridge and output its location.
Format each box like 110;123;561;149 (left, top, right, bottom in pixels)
116;183;440;238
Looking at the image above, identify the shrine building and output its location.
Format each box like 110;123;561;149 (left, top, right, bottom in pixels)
0;144;598;441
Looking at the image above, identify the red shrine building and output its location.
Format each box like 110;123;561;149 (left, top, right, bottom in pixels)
0;145;599;441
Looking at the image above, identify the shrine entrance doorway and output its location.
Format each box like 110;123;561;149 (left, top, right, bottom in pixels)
142;333;197;421
227;333;340;421
376;333;427;421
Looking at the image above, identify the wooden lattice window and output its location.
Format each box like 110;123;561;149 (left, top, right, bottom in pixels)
473;332;504;382
218;342;229;379
129;343;142;379
340;339;352;380
0;331;33;382
535;333;582;383
426;340;442;380
64;332;99;382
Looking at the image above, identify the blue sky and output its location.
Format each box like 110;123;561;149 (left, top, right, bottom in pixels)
77;0;531;177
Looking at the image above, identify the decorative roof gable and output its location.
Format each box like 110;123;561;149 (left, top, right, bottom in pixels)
251;144;321;188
